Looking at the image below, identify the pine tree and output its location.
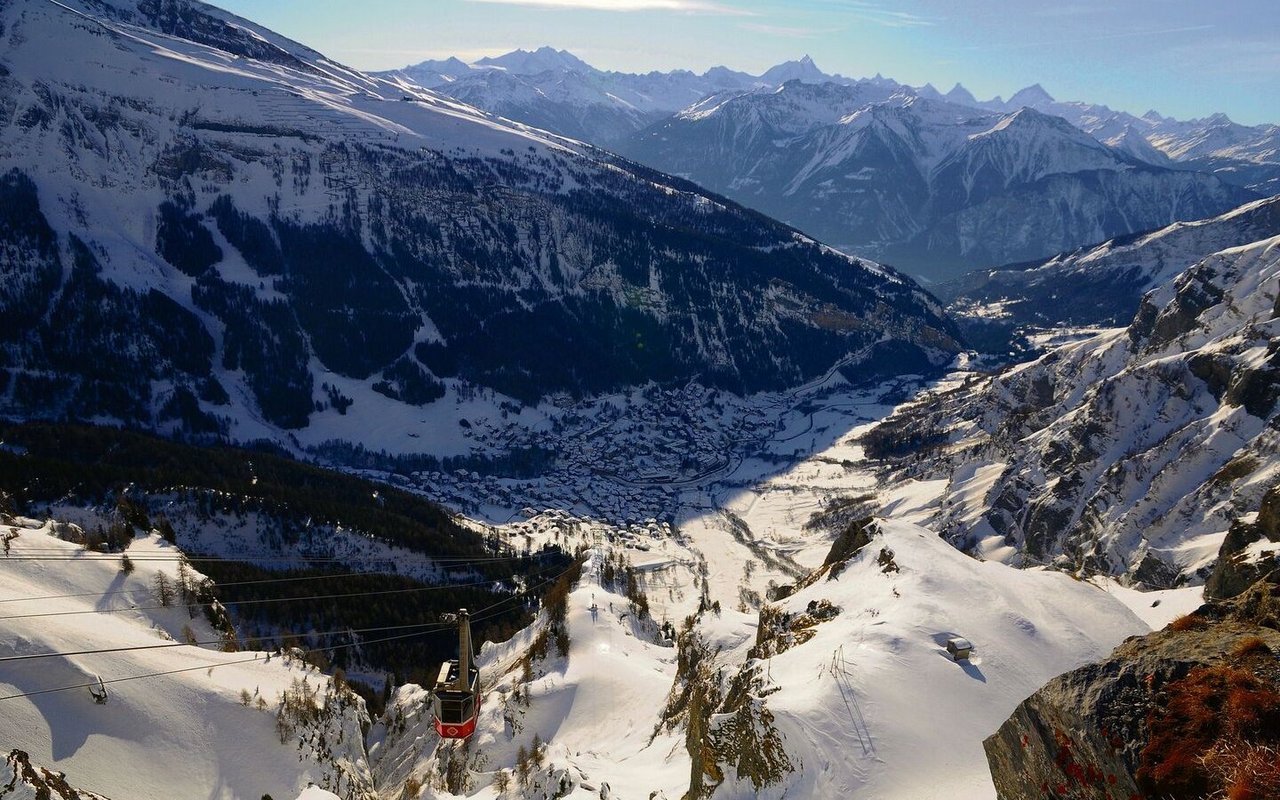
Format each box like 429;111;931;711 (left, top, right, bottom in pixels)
515;745;530;786
177;560;193;603
156;516;177;545
152;572;175;607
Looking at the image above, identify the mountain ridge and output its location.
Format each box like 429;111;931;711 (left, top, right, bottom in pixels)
380;46;1269;280
622;86;1254;280
0;0;961;447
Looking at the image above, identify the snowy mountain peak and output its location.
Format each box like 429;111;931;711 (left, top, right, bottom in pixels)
474;46;595;75
1007;82;1055;108
984;105;1093;138
1104;123;1174;166
759;54;830;85
703;64;753;83
916;81;944;101
945;82;978;105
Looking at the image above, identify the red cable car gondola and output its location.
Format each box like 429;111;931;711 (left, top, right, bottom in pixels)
432;608;480;740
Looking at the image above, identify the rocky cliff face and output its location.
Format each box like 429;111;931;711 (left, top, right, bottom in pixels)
985;576;1280;800
867;235;1280;586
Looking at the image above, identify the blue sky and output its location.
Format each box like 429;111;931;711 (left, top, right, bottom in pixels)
213;0;1278;125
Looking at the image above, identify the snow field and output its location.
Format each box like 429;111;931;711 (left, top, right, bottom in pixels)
0;519;372;800
747;519;1149;799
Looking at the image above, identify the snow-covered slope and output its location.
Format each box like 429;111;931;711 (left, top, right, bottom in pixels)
0;0;959;445
869;234;1280;587
925;83;1280;191
1101;124;1174;167
953;92;1280;196
359;517;1153;800
689;519;1148;799
368;551;689;800
0;517;374;800
1147;113;1280;164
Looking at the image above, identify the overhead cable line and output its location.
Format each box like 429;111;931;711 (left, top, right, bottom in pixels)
0;550;558;604
0;552;533;564
0;560;567;622
0;569;428;604
0;564;578;702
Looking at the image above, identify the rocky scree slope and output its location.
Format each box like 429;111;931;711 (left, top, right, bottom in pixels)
0;0;959;444
865;234;1280;586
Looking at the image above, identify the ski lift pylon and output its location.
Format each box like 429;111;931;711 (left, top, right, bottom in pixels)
89;675;108;704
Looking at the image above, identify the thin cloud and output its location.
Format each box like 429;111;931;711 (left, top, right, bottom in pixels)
1077;23;1215;42
1031;4;1096;18
1169;37;1280;78
738;22;825;39
953;23;1215;51
466;0;754;14
809;1;936;28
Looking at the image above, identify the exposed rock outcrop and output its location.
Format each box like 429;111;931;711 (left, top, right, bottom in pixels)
984;576;1280;799
1206;484;1280;600
1;750;111;800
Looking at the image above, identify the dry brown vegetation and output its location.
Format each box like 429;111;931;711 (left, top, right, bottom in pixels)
1168;613;1210;632
1231;636;1272;658
1137;660;1280;798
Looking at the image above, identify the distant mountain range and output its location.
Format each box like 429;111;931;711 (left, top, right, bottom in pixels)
0;0;959;444
385;49;1278;280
